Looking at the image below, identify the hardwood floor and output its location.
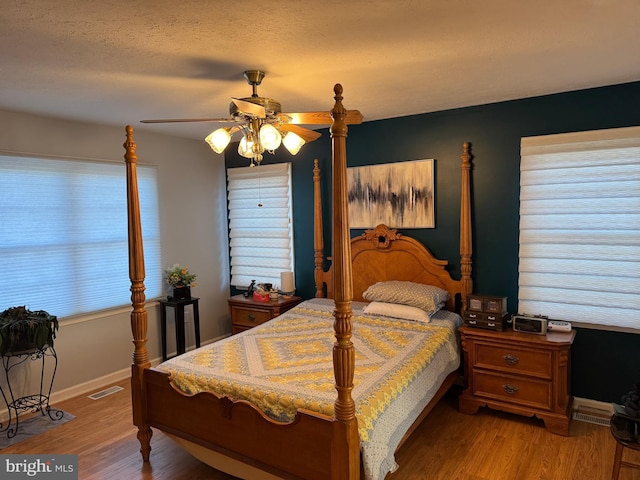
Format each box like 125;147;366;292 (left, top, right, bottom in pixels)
3;380;639;479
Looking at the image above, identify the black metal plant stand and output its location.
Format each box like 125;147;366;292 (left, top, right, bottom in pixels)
0;345;63;439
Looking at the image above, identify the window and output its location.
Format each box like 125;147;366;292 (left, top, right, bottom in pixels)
519;126;640;330
227;163;294;289
0;154;162;318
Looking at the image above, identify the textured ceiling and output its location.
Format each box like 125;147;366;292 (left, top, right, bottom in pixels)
1;0;639;140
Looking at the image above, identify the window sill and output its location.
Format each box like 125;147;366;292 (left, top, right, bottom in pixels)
59;298;161;327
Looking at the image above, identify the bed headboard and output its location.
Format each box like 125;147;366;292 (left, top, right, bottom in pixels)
313;143;473;313
350;224;463;311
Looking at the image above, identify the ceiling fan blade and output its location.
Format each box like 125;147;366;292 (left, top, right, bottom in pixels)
278;124;322;143
285;110;364;125
231;98;266;118
140;118;234;123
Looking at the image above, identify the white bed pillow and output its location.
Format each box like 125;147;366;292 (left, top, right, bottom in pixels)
363;301;432;323
362;280;450;316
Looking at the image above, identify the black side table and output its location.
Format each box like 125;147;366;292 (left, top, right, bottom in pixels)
610;411;640;479
159;297;201;361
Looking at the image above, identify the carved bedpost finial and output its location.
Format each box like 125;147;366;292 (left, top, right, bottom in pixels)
331;84;347;137
124;125;137;164
462;142;470;161
334;83;343;101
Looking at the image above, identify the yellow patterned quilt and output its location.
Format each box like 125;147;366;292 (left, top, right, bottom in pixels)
159;298;461;480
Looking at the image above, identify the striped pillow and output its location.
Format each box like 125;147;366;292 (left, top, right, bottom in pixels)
362;281;449;316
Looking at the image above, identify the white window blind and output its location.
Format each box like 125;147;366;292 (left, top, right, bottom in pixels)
0;154;162;318
227;163;294;288
519;126;640;330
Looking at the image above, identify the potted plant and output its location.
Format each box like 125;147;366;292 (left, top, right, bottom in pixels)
164;264;197;300
0;306;59;356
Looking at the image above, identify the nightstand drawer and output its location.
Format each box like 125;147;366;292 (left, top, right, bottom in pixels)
458;326;575;436
473;371;552;411
231;307;271;328
463;312;509;331
474;343;552;379
228;294;303;335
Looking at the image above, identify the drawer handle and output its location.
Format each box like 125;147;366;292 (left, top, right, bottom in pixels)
503;354;519;366
503;383;519;395
248;314;255;322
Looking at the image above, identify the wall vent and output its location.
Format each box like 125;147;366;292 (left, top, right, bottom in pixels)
88;385;124;400
572;406;611;427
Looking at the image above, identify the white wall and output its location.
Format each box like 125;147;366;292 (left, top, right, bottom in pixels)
0;109;230;403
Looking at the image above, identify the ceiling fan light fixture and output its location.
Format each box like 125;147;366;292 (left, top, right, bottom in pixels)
143;70;350;165
282;131;305;155
259;123;282;151
205;127;232;154
238;135;254;159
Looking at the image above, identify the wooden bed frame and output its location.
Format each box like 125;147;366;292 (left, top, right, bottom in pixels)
124;84;472;480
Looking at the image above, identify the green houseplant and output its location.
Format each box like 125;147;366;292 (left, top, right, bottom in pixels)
164;264;197;300
0;306;59;356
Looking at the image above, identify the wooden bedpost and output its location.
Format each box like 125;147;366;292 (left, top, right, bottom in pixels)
460;142;473;310
124;125;153;461
313;159;327;298
329;85;359;479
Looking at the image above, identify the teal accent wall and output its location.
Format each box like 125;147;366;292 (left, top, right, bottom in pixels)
226;81;640;402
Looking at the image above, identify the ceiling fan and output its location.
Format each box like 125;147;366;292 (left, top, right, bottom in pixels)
141;70;363;165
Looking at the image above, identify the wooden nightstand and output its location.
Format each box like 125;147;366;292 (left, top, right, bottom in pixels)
227;294;303;334
458;325;576;436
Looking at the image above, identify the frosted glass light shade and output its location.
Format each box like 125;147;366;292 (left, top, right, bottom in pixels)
238;135;255;158
205;128;231;153
259;124;282;150
282;132;305;155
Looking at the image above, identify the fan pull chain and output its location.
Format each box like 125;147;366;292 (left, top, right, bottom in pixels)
257;175;263;207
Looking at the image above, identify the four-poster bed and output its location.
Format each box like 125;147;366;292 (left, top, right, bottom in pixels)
125;84;473;479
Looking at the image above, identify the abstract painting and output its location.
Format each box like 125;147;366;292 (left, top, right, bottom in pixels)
347;159;434;228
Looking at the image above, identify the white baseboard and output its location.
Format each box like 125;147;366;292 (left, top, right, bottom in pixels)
573;396;613;415
0;336;229;423
46;336;226;406
50;367;133;405
49;355;169;406
0;357;162;423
